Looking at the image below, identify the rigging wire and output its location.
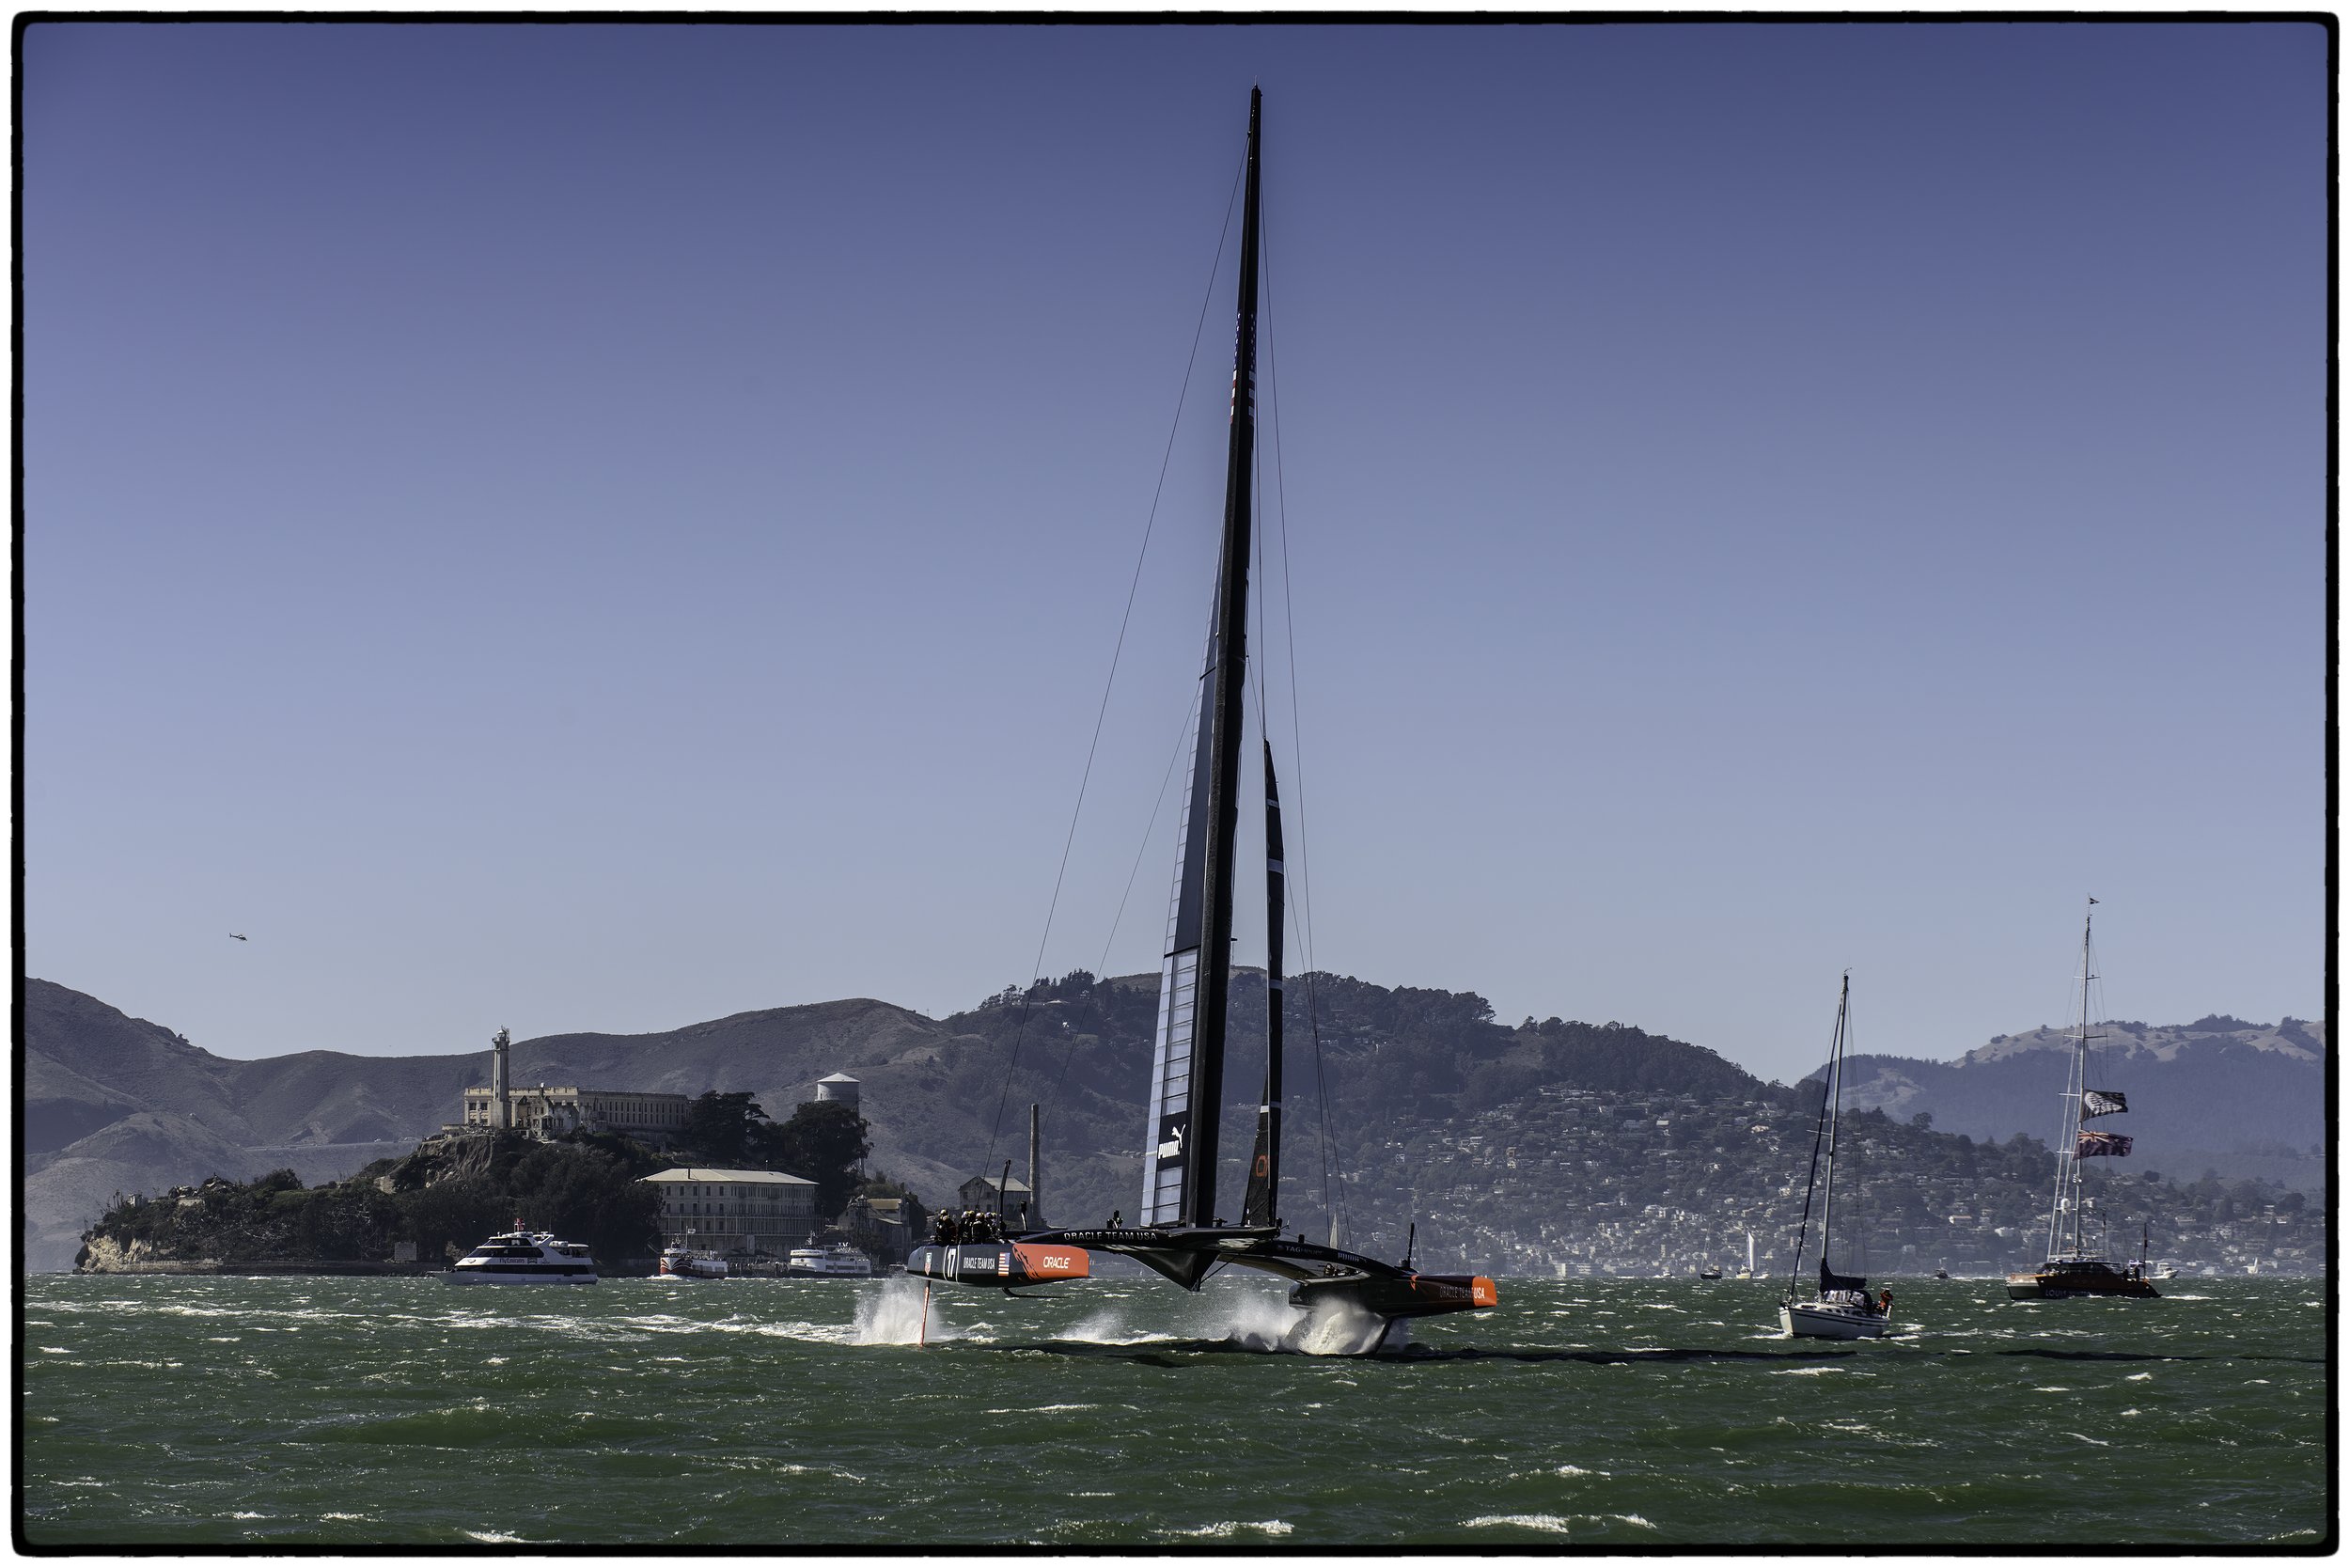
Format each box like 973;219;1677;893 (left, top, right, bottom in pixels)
980;151;1250;1177
1093;698;1202;983
1783;979;1843;1300
1259;180;1346;1244
1036;697;1198;1118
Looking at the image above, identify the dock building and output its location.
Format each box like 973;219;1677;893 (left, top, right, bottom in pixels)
644;1168;818;1258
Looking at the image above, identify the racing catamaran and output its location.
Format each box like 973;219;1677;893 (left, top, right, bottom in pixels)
909;89;1497;1349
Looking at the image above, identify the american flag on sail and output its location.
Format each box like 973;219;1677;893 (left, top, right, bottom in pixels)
2077;1130;2134;1158
2081;1089;2128;1118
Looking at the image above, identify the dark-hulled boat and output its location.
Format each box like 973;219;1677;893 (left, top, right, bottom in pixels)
2009;1256;2158;1300
2006;900;2160;1301
909;89;1497;1351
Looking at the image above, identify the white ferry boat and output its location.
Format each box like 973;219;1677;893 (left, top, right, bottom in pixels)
786;1243;874;1278
658;1246;728;1280
446;1230;599;1285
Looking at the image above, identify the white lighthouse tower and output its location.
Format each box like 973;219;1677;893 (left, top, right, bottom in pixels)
490;1027;512;1131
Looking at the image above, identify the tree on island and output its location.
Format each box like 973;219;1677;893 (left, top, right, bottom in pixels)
678;1091;776;1165
771;1101;872;1221
676;1091;872;1220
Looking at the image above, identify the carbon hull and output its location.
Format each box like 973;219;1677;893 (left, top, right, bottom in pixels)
906;1240;1090;1290
1031;1226;1496;1321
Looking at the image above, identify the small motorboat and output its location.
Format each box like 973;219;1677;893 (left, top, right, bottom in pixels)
657;1246;728;1280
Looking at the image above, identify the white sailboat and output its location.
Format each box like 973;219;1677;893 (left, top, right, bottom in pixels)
1778;974;1892;1341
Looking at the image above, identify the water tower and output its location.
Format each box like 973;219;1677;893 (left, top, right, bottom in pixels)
815;1073;860;1110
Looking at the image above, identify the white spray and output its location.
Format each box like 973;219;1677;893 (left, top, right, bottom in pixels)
1205;1285;1395;1356
853;1278;951;1345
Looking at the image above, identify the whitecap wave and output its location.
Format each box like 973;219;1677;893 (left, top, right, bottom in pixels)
1058;1307;1165;1345
1167;1519;1294;1538
1465;1513;1574;1534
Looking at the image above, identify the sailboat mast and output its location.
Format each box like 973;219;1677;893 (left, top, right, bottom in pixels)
1181;86;1262;1229
2071;902;2095;1256
1817;972;1850;1267
2042;898;2097;1261
1139;88;1262;1231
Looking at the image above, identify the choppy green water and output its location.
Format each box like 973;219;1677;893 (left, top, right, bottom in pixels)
20;1272;2329;1547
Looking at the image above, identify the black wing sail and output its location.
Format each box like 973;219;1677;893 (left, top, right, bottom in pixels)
1241;743;1285;1230
1138;86;1261;1231
917;90;1498;1335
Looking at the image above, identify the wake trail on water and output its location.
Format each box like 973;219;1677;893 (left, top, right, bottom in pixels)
1061;1308;1161;1345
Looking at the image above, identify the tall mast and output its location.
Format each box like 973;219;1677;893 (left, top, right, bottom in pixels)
2044;897;2098;1260
2072;901;2096;1255
1139;87;1262;1230
1186;84;1262;1227
1818;972;1850;1269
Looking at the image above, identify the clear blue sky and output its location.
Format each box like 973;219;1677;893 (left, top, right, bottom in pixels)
24;22;2327;1084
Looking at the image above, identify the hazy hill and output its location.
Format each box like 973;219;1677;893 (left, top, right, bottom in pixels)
22;971;1777;1270
24;975;2323;1277
22;979;1005;1269
1827;1015;2326;1193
